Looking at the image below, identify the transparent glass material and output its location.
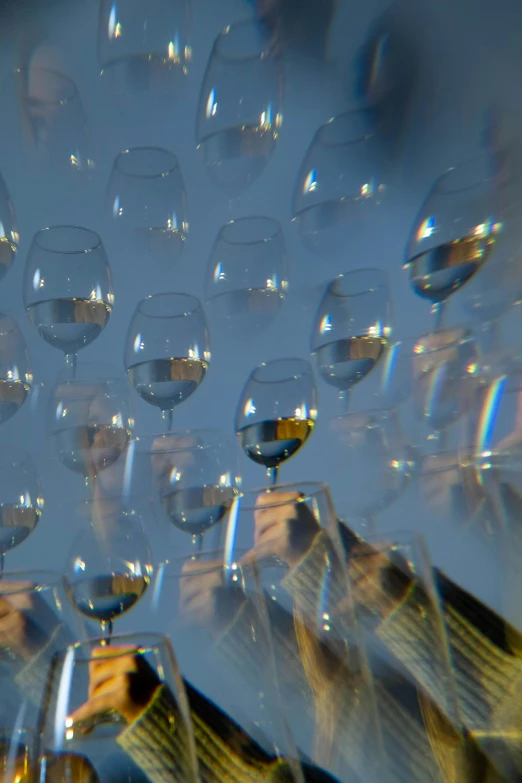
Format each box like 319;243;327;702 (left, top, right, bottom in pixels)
0;453;43;572
293;110;385;261
405;155;503;329
64;502;153;642
0;172;18;282
152;550;305;782
196;19;283;197
205;217;288;338
1;68;93;175
106;147;188;264
0;314;33;428
220;484;384;782
235;358;318;486
125;293;211;431
47;365;134;492
311;269;391;409
23;226;114;377
40;633;198;783
0;727;35;782
98;0;191;103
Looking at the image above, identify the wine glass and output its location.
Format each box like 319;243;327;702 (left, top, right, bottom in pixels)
0;728;34;782
64;504;153;643
0;453;43;573
1;68;93;176
23;226;114;378
0;314;33;428
292;110;386;261
106;147;188;264
47;365;134;496
98;0;191;105
205;217;288;338
235;358;317;487
125;293;211;432
40;633;198;782
196;19;283;198
405;156;503;330
0;172;18;282
311;269;391;411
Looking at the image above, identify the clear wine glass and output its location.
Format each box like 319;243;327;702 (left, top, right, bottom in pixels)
125;293;211;432
0;452;43;574
98;0;191;105
64;505;153;644
47;365;134;496
196;19;283;198
235;358;317;487
205;217;288;338
292;110;386;261
1;68;93;176
106;147;188;264
0;171;18;282
23;226;114;378
405;155;503;330
0;314;33;428
311;268;392;411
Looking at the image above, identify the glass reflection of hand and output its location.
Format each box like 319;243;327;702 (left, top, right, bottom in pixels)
179;560;245;636
0;584;60;662
150;434;197;493
347;542;413;623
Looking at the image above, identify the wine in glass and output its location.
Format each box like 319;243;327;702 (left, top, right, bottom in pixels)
235;358;317;486
196;19;283;198
0;171;18;282
405;156;503;330
0;452;43;573
23;226;114;378
205;217;288;337
106;147;188;264
125;293;210;432
0;314;33;427
311;268;391;410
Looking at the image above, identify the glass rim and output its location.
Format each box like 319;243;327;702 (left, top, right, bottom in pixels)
236;481;330;511
114;146;179;179
55;632;171;662
0;569;62;592
219;216;282;246
33;225;102;255
331;407;396;425
390;326;474;356
433;155;495;195
134;428;233;452
136;292;202;319
12;67;78;105
317;110;373;147
157;547;251;576
250;357;313;383
328;268;389;297
214;18;276;63
0;313;23;340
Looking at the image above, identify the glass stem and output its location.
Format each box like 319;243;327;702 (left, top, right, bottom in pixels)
64;352;77;379
191;533;204;560
100;620;113;645
432;300;447;331
0;553;4;575
161;409;174;433
339;388;351;412
266;466;279;487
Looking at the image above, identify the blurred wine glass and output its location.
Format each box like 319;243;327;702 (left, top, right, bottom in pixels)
196;19;283;198
205;217;288;338
1;68;93;176
47;365;134;495
0;728;34;781
292;110;386;261
0;314;33;428
65;504;153;643
405;156;503;330
40;752;100;782
106;147;188;264
235;358;317;486
0;172;18;282
98;0;191;106
0;452;43;573
23;226;114;378
311;269;391;411
125;293;211;432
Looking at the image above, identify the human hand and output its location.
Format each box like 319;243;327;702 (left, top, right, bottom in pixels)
69;646;160;727
0;584;61;662
179;560;246;636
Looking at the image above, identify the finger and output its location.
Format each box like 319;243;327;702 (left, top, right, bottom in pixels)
255;491;301;509
181;559;222;576
69;681;125;725
88;656;138;697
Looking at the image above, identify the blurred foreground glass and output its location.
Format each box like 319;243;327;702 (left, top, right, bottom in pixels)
23;226;114;378
405;156;503;330
0;314;33;428
311;269;391;411
1;68;93;176
205;217;288;338
0;453;43;573
0;728;34;782
98;0;191;105
235;359;317;486
0;172;18;283
40;633;198;783
125;293;211;432
293;110;386;261
107;147;188;264
196;19;283;198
